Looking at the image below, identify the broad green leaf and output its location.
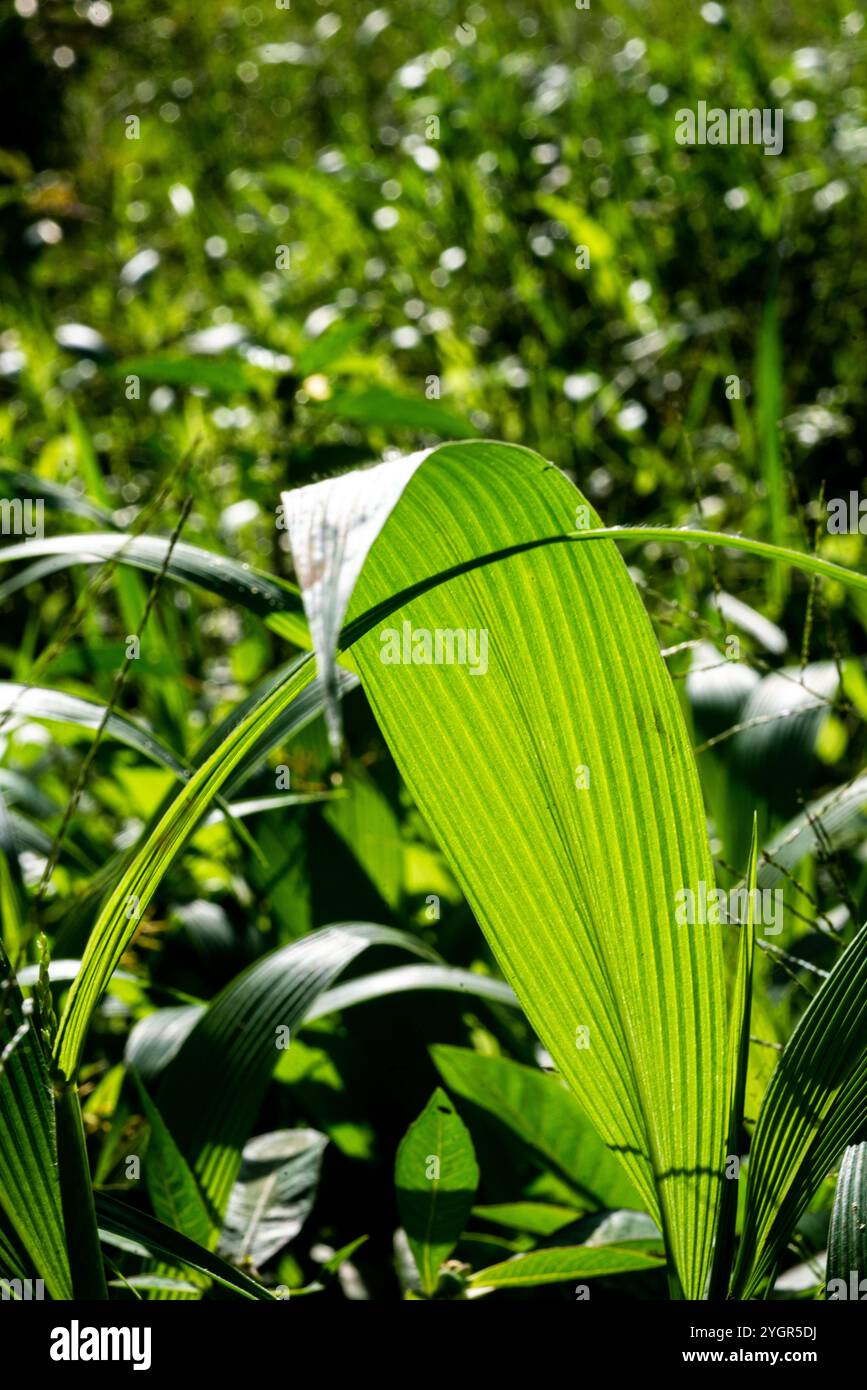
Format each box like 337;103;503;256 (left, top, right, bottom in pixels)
395;1087;479;1296
733;924;867;1297
94;1193;275;1301
287;440;730;1298
471;1203;580;1237
219;1128;328;1269
826;1142;867;1297
468;1241;665;1290
133;1076;211;1246
0;948;72;1299
432;1045;641;1212
156;923;437;1232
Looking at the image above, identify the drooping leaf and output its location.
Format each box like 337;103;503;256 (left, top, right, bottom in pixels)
156;923;437;1232
0;534;308;646
0;682;187;777
283;448;430;751
94;1193;275;1301
219;1128;328;1269
306;964;519;1021
757;774;867;891
395;1087;479;1296
126;1005;203;1082
296;440;727;1297
0;464;118;528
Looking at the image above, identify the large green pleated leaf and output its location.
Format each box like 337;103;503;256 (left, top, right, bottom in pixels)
283;440;730;1298
0;947;72;1299
827;1142;867;1297
156;923;437;1233
732;924;867;1297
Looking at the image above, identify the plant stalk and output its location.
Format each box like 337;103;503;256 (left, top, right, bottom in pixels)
55;1082;108;1300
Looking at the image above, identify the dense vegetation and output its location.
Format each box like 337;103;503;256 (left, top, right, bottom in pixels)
1;0;866;1303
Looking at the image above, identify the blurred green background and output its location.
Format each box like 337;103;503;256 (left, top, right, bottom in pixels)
2;0;867;1300
3;0;866;530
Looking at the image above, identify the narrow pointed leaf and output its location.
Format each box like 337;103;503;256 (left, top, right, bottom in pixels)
395;1087;479;1296
53;656;320;1080
94;1193;275;1301
710;816;756;1298
468;1241;665;1289
0;534;308;646
133;1076;211;1246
